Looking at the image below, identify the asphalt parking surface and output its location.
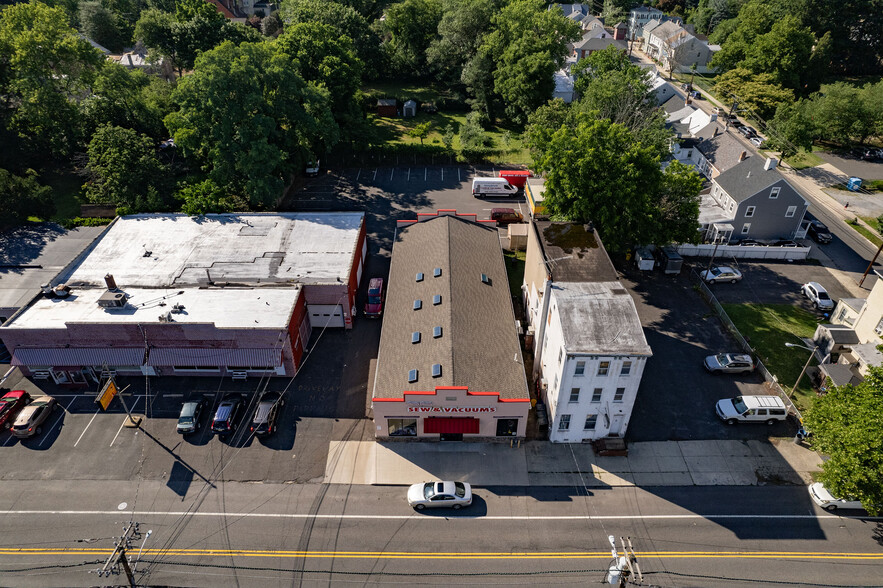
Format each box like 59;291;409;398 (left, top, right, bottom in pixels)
817;152;883;181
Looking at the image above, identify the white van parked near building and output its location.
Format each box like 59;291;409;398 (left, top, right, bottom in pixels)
715;395;787;425
472;177;518;198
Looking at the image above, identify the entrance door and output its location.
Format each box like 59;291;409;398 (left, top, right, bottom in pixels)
440;433;463;441
609;415;624;437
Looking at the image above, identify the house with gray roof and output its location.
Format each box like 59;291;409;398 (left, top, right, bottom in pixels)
371;212;530;441
643;20;717;73
522;221;651;442
704;156;808;243
694;127;750;177
573;35;627;61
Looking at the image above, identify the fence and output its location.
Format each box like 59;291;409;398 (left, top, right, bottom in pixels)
691;270;803;421
676;243;810;261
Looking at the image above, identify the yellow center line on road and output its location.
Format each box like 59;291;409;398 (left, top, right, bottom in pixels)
1;548;881;560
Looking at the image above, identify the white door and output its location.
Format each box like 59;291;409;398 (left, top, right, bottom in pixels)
308;305;345;328
609;415;624;437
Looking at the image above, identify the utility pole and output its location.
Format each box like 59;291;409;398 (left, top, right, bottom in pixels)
726;99;738;131
92;521;142;587
859;243;883;287
605;535;643;586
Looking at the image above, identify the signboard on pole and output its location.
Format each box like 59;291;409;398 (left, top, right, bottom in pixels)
95;379;118;411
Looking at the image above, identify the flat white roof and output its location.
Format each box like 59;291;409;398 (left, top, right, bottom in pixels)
62;213;364;288
4;287;300;329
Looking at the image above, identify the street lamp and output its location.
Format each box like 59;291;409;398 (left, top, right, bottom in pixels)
785;342;817;399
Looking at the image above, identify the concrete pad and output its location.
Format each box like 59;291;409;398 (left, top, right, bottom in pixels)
655;455;689;472
715;440;754;457
729;470;761;485
690;471;736;485
723;456;760;474
770;439;824;471
626;455;661;473
755;467;805;486
373;443;530;486
323;441;376;485
595;471;635;486
633;472;694;486
746;440;781;458
593;456;632;473
525;443;580;473
684;456;728;473
528;472;607;487
678;440;723;457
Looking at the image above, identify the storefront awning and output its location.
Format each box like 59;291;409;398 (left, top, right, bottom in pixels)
11;347;144;367
423;417;480;435
146;347;282;367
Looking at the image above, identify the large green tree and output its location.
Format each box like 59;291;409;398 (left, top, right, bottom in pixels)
0;2;104;159
427;0;497;88
165;41;338;208
0;168;54;227
81;62;173;140
804;365;883;516
741;15;814;89
380;0;443;76
533;114;701;251
480;0;580;124
84;124;169;212
806;82;877;145
766;101;815;157
714;67;794;119
78;0;127;52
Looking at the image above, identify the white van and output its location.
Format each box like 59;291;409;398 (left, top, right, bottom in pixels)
472;178;518;198
715;395;787;425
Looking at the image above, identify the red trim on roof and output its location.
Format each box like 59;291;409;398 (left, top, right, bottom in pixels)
372;386;529;402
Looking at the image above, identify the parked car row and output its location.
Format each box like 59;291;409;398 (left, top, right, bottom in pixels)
176;392;285;439
851;147;883;162
733;239;800;247
0;390;57;438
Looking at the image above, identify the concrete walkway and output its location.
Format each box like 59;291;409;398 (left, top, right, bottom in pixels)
324;438;823;488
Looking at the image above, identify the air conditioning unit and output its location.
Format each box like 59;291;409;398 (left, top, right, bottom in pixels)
97;290;128;308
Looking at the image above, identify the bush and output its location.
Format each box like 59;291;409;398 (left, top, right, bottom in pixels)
59;217;114;229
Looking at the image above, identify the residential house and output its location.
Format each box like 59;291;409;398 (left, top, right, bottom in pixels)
648;74;676;105
522;221;651;442
613;21;628;40
371;212;530;441
573;36;627;61
628;5;662;39
694;128;750;178
701;156;808;243
643;20;716;73
553;70;576;103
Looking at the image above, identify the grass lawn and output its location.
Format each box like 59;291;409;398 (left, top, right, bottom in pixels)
784;149;824;170
503;249;526;298
362;82;460;106
849;218;883;247
39;169;84;223
368;112;532;166
721;303;822;411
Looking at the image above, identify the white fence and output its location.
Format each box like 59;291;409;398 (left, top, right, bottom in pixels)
676;244;810;260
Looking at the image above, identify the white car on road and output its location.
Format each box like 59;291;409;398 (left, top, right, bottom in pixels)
809;482;865;511
407;481;472;510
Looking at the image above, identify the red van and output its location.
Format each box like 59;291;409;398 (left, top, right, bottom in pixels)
497;170;531;188
364;278;384;318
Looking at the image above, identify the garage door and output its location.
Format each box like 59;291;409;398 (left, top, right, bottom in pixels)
309;305;345;328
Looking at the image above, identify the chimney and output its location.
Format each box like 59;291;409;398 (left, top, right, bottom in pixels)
104;274;117;291
739;151;747;162
764;157;778;171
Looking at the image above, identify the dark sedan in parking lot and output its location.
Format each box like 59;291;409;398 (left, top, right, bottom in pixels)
807;220;832;244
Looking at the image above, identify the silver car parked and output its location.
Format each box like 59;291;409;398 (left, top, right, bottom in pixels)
699;266;743;284
10;395;57;438
704;353;755;374
407;481;473;510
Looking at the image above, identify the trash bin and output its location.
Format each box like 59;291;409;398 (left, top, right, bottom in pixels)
847;177;863;192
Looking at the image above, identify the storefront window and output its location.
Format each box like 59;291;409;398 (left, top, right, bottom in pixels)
388;418;417;436
496;419;518;437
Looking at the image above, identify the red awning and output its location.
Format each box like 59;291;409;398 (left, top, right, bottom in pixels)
423;417;480;435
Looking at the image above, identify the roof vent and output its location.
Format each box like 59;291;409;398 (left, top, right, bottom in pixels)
408;369;418;383
432;364;442;378
97;290;128;308
104;274;118;291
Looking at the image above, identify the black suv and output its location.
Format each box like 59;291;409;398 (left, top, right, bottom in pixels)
250;393;284;437
211;394;242;436
807;220;832;244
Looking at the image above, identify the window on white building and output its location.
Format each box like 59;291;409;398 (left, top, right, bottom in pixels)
875;317;883;335
558;348;563;364
621;361;632;376
745;206;755;218
584;415;598;430
574;361;586;376
613;388;625;403
598;361;610;376
786;206;796;217
558;414;571;431
591;388;603;402
569;388;580;403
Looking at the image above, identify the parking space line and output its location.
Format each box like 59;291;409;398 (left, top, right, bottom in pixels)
441;168;444;181
2;432;14;447
458;168;461;182
356;168;361;180
110;397;141;447
373;168;377;181
39;398;77;448
390;168;394;180
425;167;427;181
407;168;410;181
73;410;100;448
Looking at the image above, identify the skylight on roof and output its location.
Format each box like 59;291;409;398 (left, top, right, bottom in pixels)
432;364;442;378
416;272;424;282
433;268;441;277
433;326;442;338
412;331;421;344
433;295;441;305
408;369;418;383
481;273;490;284
413;299;422;310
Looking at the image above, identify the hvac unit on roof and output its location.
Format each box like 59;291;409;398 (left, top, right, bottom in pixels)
97;290;128;308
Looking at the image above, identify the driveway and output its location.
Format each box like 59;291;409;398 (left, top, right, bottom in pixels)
620;268;786;442
817;152;883;181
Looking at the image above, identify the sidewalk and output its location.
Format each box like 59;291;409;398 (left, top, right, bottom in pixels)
324;438;823;488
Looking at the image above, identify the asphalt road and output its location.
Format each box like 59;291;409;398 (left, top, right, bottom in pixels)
0;480;879;587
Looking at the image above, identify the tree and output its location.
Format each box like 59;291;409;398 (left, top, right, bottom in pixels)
797;0;883;76
459;111;490;149
165;41;338;208
408;122;432;145
380;0;443;76
178;178;245;215
803;365;883;516
714;67;794;119
278;0;381;76
442;124;454;150
524;98;573;161
0;2;104;158
742;15;814;90
78;1;126;52
535;114;701;251
481;0;580;124
806;82;875;145
427;0;497;88
261;13;282;37
0;168;54;227
766;101;815;156
85;124;169;212
710;0;790;72
81;63;172;140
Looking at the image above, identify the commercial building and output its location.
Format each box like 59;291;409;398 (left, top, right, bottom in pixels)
371;211;530;440
522;221;651;442
0;213;367;384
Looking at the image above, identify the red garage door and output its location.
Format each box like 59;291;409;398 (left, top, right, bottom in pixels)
423;417;479;435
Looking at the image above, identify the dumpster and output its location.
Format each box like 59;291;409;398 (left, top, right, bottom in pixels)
657;246;683;275
635;246;655;271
